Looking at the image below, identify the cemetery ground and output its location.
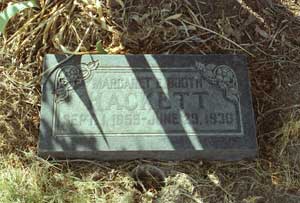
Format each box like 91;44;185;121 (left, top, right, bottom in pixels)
0;0;300;202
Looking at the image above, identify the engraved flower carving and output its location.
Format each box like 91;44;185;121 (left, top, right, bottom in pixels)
195;62;218;84
64;66;82;85
54;61;100;102
195;62;239;102
215;66;237;89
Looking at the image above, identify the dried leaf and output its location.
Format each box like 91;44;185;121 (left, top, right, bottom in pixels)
208;173;220;186
165;13;182;21
255;25;270;39
95;0;101;9
100;17;108;30
115;0;124;8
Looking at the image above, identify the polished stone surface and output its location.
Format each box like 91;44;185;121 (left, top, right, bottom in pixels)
38;54;257;160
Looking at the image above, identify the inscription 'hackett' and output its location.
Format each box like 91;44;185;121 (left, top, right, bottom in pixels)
90;91;209;111
89;76;208;111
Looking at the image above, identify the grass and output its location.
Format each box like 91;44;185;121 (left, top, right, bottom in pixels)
1;0;300;202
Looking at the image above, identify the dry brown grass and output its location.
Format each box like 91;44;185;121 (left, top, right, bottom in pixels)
1;0;300;202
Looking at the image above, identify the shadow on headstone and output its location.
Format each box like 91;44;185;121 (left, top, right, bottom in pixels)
126;55;197;151
54;55;108;146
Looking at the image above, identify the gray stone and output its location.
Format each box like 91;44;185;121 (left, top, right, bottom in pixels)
38;54;257;160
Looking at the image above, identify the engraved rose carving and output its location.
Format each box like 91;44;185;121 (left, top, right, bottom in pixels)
64;66;82;84
55;61;100;102
195;62;239;102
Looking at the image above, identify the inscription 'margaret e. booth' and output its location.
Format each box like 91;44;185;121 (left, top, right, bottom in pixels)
38;54;257;160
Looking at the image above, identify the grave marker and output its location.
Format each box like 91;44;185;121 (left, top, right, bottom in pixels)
38;54;257;160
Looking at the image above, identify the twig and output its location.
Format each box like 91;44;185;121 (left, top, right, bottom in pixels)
182;19;255;57
49;159;111;170
258;104;300;123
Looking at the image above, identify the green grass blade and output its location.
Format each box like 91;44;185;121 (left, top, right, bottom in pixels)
0;0;38;34
96;41;107;54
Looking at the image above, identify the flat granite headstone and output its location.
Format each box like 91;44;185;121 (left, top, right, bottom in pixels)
39;54;257;160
